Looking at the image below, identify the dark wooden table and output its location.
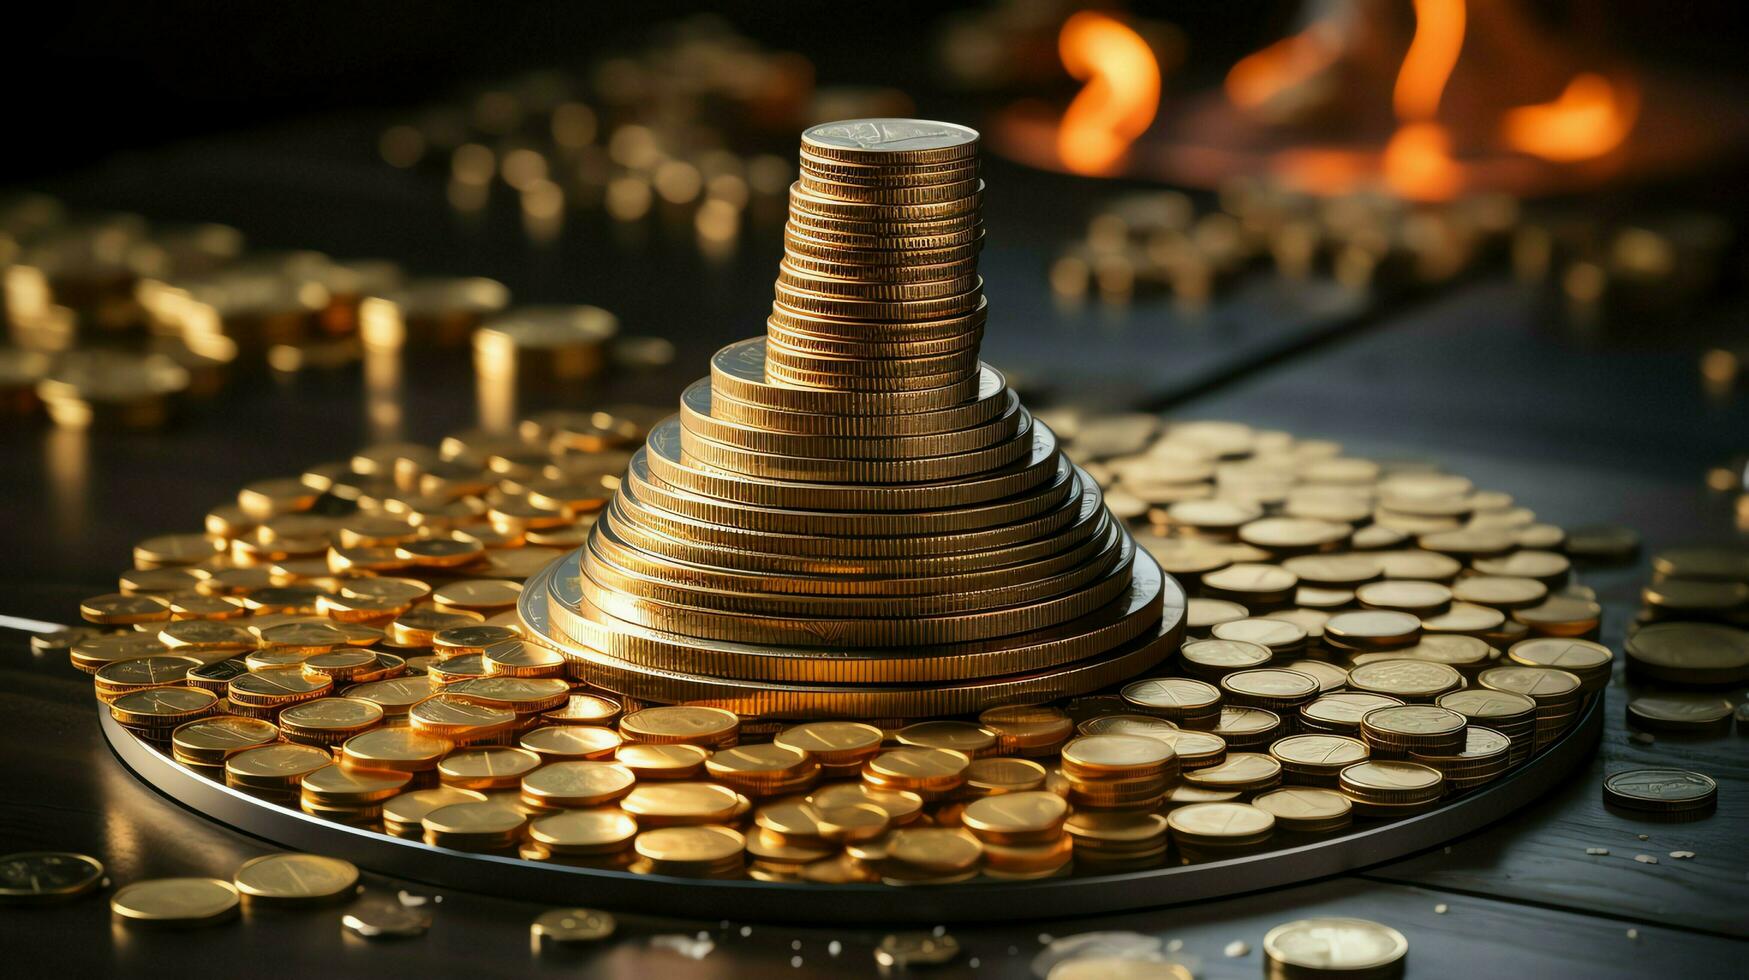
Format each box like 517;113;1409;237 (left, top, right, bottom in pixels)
2;115;1745;978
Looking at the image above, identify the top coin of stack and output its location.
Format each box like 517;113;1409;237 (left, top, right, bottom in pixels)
523;119;1178;719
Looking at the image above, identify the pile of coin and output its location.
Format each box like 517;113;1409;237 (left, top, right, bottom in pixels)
522;119;1175;717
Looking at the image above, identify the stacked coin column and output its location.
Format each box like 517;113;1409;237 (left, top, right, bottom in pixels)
766;124;986;392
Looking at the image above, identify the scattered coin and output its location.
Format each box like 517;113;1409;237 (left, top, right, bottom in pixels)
0;851;105;904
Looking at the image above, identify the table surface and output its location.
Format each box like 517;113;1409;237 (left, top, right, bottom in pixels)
2;113;1746;979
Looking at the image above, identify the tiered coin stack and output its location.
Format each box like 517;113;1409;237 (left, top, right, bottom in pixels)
65;393;1619;885
525;119;1175;718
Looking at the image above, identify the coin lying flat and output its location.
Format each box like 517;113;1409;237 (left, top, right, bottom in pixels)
110;877;239;927
1602;768;1718;813
531;907;617;946
233;853;359;905
342;902;431;939
0;851;105;904
1625;695;1734;733
1263;916;1408;977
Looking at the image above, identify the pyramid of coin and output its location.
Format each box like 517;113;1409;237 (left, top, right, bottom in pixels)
518;119;1179;718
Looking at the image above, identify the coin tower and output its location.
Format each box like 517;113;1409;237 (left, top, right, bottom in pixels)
520;119;1181;717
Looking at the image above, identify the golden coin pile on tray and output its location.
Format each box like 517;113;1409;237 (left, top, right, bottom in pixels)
54;119;1610;887
524;118;1179;718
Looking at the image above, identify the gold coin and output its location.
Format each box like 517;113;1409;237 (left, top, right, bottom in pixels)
301;764;409;804
81;593;171;625
1346;660;1463;700
863;747;971;787
1263;917;1408;974
0;852;105;904
885;827;983;874
543;693;622;726
407;694;516;739
232;853;359;905
529;811;638;855
1324;610;1420;648
432;578;524;612
808;782;924;826
620;705;739;746
110;878;238;926
774;721;884;764
1182;752;1282;790
437;747;543;789
380;787;487;827
344;675;438;714
341;728;453;771
1338;760;1443;796
1251;788;1352;829
531;907;617;945
1060;735;1174;776
521;725;622;760
1270;734;1370;769
1166;802;1274;842
893;721;998;758
619;782;740;824
614;742;709;780
226;743;332;787
1624;623;1749;685
109;686;218;728
172;716;279;765
960;791;1067;844
1300;692;1405;731
634;825;745;865
1477;665;1582;702
421;801;526;837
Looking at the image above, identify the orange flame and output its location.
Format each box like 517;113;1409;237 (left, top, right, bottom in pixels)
1384;0;1468;201
1225;24;1341;111
1057;12;1161;176
1502;73;1639;162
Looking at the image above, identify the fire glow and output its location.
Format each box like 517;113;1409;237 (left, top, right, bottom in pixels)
1035;1;1645;199
1056;11;1161;176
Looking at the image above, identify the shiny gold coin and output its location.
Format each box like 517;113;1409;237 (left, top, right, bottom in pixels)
1324;610;1420;649
381;787;488;828
619;782;741;825
172;716;279;765
110;878;239;926
225;742;333;789
1166;802;1274;843
483;640;566;677
521;725;622;760
300;764;410;804
438;747;542;789
1060;735;1175;777
529;811;639;856
277;697;384;742
1263;917;1408;975
614;742;709;780
341;728;453;772
1476;665;1582;703
543;693;622;726
109;686;219;729
1251;788;1353;831
433;624;522;656
1182;752;1282;791
774;721;884;765
808;782;925;826
407;694;515;740
81;593;170;626
531;907;617;945
1510;596;1601;636
886;827;983;874
619;705;739;747
432;578;524;613
1346;660;1463;701
893;721;998;758
421;801;527;839
635;825;745;867
964;757;1048;795
344;675;438;714
1355;580;1453;615
1624;623;1749;685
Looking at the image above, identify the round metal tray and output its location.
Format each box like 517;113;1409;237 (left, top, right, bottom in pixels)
102;689;1602;924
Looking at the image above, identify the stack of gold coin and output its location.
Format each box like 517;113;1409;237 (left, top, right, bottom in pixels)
445;676;571;734
632;825;746;879
407;693;517;745
1436;689;1537;766
437;746;543;791
1297;692;1406;735
1409;727;1511;791
705;743;821;798
1182;752;1284;794
1211;705;1285;751
862;747;971;802
1251;787;1353;834
958;790;1071;878
1269;734;1370;787
1358;704;1467;759
619;706;739;749
92;655;202;703
300;763;409;823
1263;916;1408;979
520;724;622;761
340;728;454;787
171;715;279;777
976;705;1074;758
522;119;1174;720
1476;665;1583;748
542;692;623;728
1166;801;1275;862
879;827;985;885
1344;660;1464;703
524;809;640;869
482;639;567;678
614;742;709;780
226;670;332;720
1058;734;1179;810
342;676;438;717
773;721;884;777
620;782;744;828
1219;668;1323;714
519;761;636;811
1324;610;1421;653
275;697;384;746
1506;637;1612;693
1337;760;1444;817
1063;810;1169;870
1120;677;1222;729
1177;638;1272;682
109;687;220;743
421;801;527;853
225;742;333;804
381;786;487;839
